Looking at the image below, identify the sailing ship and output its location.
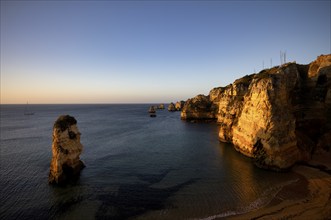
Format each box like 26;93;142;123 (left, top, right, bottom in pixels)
24;102;35;115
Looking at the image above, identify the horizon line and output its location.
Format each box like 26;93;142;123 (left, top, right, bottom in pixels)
0;102;178;105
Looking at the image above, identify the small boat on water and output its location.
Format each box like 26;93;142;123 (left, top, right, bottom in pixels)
24;102;35;115
148;106;156;117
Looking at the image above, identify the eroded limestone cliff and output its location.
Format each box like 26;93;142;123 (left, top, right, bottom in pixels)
49;115;85;185
175;101;185;111
181;54;331;170
180;94;219;121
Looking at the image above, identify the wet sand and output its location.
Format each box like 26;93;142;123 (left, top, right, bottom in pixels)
227;152;331;220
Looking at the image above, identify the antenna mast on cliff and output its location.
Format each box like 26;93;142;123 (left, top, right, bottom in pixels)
280;51;287;65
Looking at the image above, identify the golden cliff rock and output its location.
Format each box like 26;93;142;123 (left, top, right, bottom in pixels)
181;93;219;121
49;115;85;185
182;54;331;170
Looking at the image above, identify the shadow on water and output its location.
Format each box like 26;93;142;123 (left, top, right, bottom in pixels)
95;171;197;220
96;181;197;220
49;169;197;220
135;169;177;184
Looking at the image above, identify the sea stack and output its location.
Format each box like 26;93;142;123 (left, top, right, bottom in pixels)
157;104;165;109
168;102;176;111
148;106;156;117
175;101;185;111
49;115;85;185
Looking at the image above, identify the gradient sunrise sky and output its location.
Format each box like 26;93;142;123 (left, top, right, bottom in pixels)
1;0;330;104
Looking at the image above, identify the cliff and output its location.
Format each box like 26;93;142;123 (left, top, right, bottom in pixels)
168;102;176;111
175;101;185;111
180;93;219;121
49;115;85;185
181;54;331;170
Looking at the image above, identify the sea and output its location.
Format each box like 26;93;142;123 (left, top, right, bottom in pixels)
0;104;301;220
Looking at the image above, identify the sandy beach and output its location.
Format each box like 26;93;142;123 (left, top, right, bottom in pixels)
227;152;331;220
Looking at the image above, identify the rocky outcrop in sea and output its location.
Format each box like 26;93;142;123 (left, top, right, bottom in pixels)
181;54;331;170
157;104;165;109
49;115;85;185
175;101;185;111
181;94;218;121
168;102;176;111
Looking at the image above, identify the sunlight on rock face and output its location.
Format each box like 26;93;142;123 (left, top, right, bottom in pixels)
181;94;219;122
182;54;331;171
49;115;85;185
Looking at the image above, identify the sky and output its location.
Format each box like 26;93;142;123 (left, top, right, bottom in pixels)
1;0;330;104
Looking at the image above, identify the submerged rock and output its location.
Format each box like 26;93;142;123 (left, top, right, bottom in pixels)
49;115;85;185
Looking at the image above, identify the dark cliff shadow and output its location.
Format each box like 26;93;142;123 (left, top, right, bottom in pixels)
47;169;197;220
95;180;197;220
95;170;197;220
135;169;176;184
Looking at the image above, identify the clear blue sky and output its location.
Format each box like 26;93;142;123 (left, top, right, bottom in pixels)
1;0;330;104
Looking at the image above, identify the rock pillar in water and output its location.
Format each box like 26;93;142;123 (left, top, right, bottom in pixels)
168;102;176;111
49;115;85;185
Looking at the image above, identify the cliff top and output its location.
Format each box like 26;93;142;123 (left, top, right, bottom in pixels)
308;54;331;78
54;115;77;131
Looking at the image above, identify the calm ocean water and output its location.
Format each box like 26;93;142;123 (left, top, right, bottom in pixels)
0;104;300;219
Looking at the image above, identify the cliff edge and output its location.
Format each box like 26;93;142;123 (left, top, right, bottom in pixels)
181;54;331;170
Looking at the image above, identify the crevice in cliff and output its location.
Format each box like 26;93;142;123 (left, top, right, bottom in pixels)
253;139;267;167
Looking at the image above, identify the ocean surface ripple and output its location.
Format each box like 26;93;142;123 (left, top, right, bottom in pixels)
0;104;300;219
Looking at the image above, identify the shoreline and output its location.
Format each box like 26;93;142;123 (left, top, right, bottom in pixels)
224;152;331;220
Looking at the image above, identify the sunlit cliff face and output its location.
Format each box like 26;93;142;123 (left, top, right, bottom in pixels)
52;124;83;163
49;115;85;185
181;54;331;171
